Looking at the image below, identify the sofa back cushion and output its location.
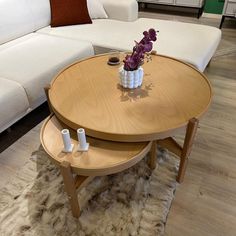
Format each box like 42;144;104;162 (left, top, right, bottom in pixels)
0;0;51;45
27;0;51;30
87;0;108;19
0;0;34;45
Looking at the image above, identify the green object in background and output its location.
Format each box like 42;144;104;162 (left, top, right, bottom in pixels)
204;0;225;14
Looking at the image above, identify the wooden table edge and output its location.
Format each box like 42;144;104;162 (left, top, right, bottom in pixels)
48;54;213;142
40;115;152;176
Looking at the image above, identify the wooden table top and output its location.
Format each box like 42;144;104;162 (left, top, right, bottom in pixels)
40;115;151;176
49;54;212;142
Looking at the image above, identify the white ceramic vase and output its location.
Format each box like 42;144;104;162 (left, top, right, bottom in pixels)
119;66;144;89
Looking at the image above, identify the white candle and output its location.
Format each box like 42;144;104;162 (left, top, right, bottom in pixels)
77;128;89;151
61;129;73;152
77;128;87;148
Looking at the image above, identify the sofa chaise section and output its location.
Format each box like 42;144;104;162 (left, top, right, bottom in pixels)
0;78;30;133
38;18;221;72
136;18;221;72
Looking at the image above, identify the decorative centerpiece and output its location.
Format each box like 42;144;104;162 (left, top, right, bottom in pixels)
119;28;157;89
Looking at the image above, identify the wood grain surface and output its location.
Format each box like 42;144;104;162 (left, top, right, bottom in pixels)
40;115;151;176
49;54;212;142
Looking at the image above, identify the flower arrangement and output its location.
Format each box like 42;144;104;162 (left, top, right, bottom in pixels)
123;28;158;71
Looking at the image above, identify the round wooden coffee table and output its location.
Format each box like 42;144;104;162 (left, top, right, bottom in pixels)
43;54;212;218
48;54;212;142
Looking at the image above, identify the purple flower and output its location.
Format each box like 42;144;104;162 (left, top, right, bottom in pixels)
123;28;158;71
149;28;157;41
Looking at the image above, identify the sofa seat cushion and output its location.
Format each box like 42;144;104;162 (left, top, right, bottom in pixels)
0;77;30;133
37;19;138;50
38;18;221;71
0;33;94;109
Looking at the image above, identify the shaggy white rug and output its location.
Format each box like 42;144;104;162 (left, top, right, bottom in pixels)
0;146;178;236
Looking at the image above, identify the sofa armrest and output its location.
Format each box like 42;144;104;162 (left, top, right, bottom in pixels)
100;0;138;22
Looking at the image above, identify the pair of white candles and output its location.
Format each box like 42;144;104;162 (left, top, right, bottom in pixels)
61;128;89;153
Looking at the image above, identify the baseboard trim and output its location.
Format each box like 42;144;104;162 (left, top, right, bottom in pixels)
202;13;222;19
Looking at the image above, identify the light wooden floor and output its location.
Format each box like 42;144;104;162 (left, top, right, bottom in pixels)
139;9;236;236
0;10;235;236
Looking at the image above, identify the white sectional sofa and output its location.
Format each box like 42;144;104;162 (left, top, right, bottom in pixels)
0;0;221;133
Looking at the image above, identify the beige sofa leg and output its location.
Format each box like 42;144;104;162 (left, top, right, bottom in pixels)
207;59;212;68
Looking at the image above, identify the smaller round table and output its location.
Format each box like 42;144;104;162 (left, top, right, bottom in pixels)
40;115;152;217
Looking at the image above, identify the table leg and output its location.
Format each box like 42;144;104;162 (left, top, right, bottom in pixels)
177;118;199;183
44;85;53;114
60;161;80;218
148;141;157;170
157;118;199;183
